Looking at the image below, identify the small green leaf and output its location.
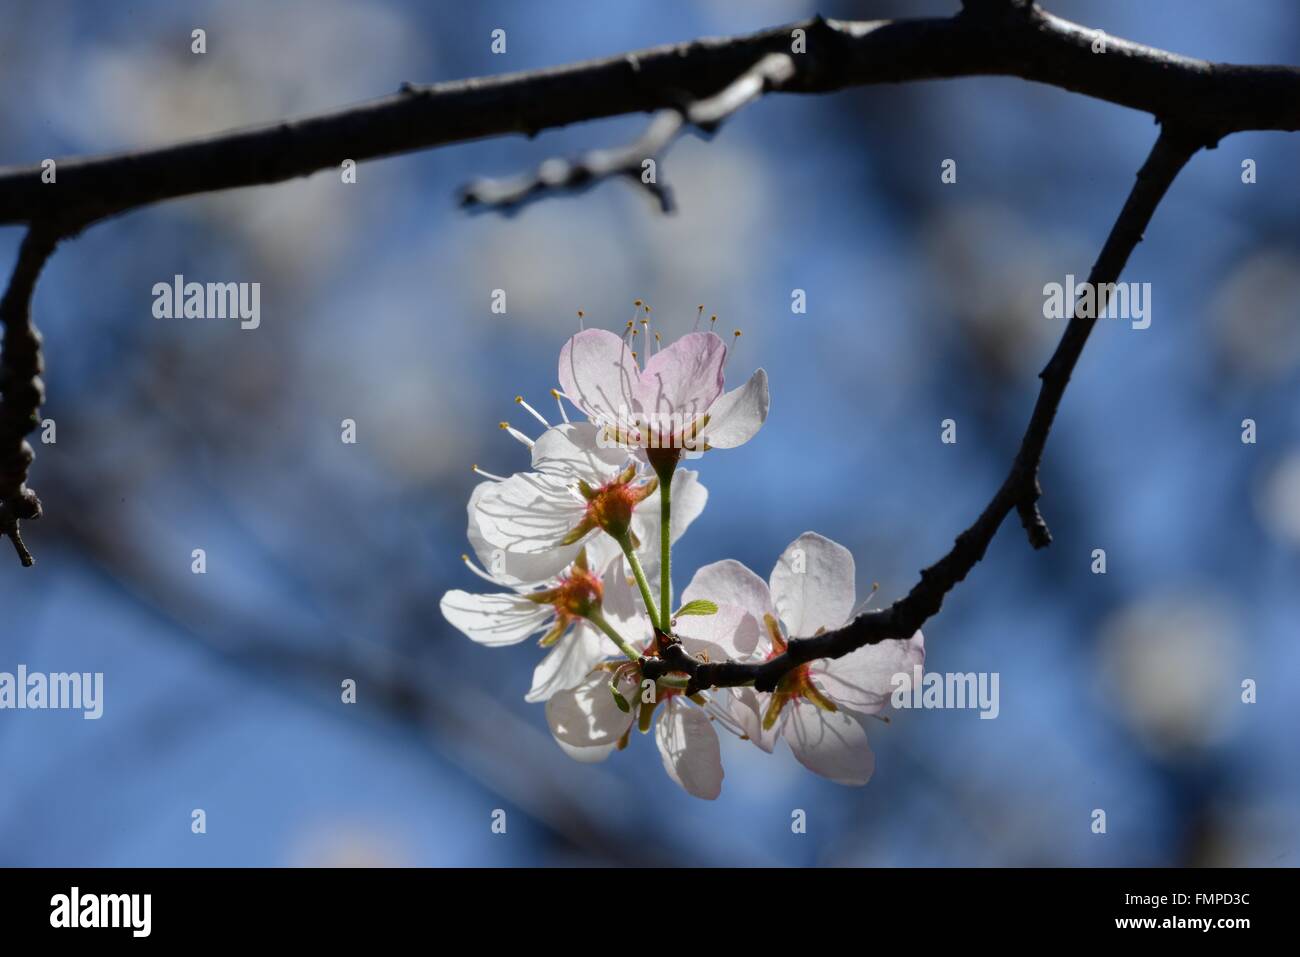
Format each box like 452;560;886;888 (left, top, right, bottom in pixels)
674;599;718;617
609;681;630;713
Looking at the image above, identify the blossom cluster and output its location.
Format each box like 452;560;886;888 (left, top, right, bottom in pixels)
441;307;923;799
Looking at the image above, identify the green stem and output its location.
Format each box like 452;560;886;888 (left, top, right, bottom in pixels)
588;610;642;663
655;461;674;632
617;534;662;633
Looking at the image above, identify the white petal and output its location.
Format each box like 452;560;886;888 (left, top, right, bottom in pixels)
701;368;769;449
655;699;724;799
729;688;779;753
440;590;552;646
785;701;875;786
769;532;856;638
675;602;760;660
558;329;639;427
601;559;654;652
555;738;618;764
545;670;635;750
473;471;587;567
682;559;775;626
815;631;925;715
467;482;575;586
668;470;708;544
530;422;629;483
526;623;609;703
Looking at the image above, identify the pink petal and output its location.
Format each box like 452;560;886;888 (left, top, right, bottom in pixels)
634;332;726;423
558;329;639;428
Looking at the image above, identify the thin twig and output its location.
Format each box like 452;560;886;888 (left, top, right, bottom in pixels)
459;53;795;212
642;124;1209;694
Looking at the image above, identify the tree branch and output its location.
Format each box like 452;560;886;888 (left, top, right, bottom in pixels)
0;5;1295;227
642;124;1207;694
459;53;795;213
0;226;60;566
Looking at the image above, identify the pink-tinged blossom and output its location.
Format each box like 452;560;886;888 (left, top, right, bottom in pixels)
440;548;648;703
545;600;757;800
681;533;925;786
557;329;768;455
469;422;706;582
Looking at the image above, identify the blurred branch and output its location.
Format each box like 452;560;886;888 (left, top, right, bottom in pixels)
459;52;795;213
0;3;1297;226
0;227;60;565
643;124;1208;694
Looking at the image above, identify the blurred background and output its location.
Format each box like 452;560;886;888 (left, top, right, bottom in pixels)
0;0;1296;866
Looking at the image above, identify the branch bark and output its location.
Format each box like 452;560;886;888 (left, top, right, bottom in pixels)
0;4;1295;227
0;227;60;565
641;124;1207;694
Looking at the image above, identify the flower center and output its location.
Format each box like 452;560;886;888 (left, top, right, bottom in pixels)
761;614;837;729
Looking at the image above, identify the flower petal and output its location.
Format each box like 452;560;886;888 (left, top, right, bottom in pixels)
784;701;875;786
769;532;856;638
655;698;724;799
814;630;925;715
558;329;639;427
530;422;629;483
682;559;775;628
676;602;760;660
601;555;655;650
554;739;617;764
546;670;636;751
467;482;576;586
440;590;552;646
473;471;587;570
729;688;779;752
701;368;769;449
526;622;609;703
634;332;726;422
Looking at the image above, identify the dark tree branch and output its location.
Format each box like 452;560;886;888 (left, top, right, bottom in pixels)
459;53;795;213
0;226;60;566
642;124;1207;694
0;4;1296;227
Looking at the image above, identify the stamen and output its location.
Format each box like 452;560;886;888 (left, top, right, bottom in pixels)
694;305;704;332
515;395;549;428
709;313;717;332
460;553;502;584
850;581;882;618
472;463;507;482
550;388;570;424
498;421;534;449
577;309;585;331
